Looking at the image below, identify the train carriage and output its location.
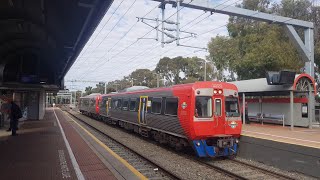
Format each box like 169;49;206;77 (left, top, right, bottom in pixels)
80;82;242;157
79;93;102;119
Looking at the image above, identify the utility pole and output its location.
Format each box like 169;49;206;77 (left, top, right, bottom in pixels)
161;3;165;47
131;79;134;87
176;0;180;46
157;73;160;87
104;82;107;94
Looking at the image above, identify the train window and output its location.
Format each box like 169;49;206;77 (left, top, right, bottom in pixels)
165;98;178;116
112;99;117;109
90;99;95;106
123;100;129;111
225;97;240;117
100;100;105;108
195;97;213;118
117;99;122;109
129;100;136;111
215;99;222;116
151;98;162;114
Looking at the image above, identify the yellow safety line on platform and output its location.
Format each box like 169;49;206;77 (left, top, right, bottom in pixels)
242;132;320;149
64;112;148;180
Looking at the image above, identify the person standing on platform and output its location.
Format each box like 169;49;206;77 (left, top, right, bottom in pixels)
9;100;22;136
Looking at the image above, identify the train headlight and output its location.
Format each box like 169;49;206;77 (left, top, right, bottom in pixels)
218;90;223;94
196;142;201;146
213;90;217;94
235;139;239;144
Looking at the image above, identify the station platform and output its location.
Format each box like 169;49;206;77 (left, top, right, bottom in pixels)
0;108;143;180
239;123;320;178
242;123;320;149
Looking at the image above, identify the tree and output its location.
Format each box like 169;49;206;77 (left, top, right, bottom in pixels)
84;86;93;95
155;56;216;84
129;69;157;87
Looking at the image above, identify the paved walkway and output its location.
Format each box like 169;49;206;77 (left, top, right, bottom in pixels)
0;108;117;180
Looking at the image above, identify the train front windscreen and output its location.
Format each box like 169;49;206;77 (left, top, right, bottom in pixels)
225;97;240;117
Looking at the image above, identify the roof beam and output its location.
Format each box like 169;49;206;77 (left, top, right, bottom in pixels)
152;0;314;28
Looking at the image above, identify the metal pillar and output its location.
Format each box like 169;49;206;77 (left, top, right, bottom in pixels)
304;28;315;78
308;86;314;129
70;92;72;106
104;82;107;94
161;4;165;48
242;93;246;125
176;0;180;46
259;96;262;114
204;61;207;81
290;91;294;130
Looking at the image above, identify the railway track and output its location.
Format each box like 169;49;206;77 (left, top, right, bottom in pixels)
65;109;181;180
66;109;299;180
198;158;296;180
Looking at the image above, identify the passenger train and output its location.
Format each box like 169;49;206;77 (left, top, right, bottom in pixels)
79;82;242;157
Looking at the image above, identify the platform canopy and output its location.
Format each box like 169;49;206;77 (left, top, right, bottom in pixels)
230;74;316;96
0;0;113;91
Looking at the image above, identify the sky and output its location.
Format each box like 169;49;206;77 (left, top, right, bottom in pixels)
65;0;242;91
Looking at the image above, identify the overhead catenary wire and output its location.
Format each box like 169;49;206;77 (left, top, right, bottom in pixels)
77;0;197;79
71;3;160;80
82;0;235;81
182;0;241;32
84;43;163;80
109;23;229;81
94;0;138;49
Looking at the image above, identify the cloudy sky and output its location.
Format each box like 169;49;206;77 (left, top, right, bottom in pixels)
65;0;243;91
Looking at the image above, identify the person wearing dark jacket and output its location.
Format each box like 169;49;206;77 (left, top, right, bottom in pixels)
10;101;21;136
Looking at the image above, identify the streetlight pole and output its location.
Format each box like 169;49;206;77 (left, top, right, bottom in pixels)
104;82;107;94
204;60;207;81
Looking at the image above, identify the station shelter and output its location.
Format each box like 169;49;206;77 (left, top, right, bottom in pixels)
230;74;317;129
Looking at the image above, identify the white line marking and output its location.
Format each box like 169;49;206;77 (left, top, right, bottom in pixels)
53;108;85;180
243;130;320;144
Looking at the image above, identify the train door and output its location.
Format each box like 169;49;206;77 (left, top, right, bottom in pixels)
214;98;222;128
138;96;148;125
106;98;111;117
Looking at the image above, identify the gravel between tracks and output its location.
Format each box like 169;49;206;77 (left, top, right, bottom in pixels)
68;110;316;180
